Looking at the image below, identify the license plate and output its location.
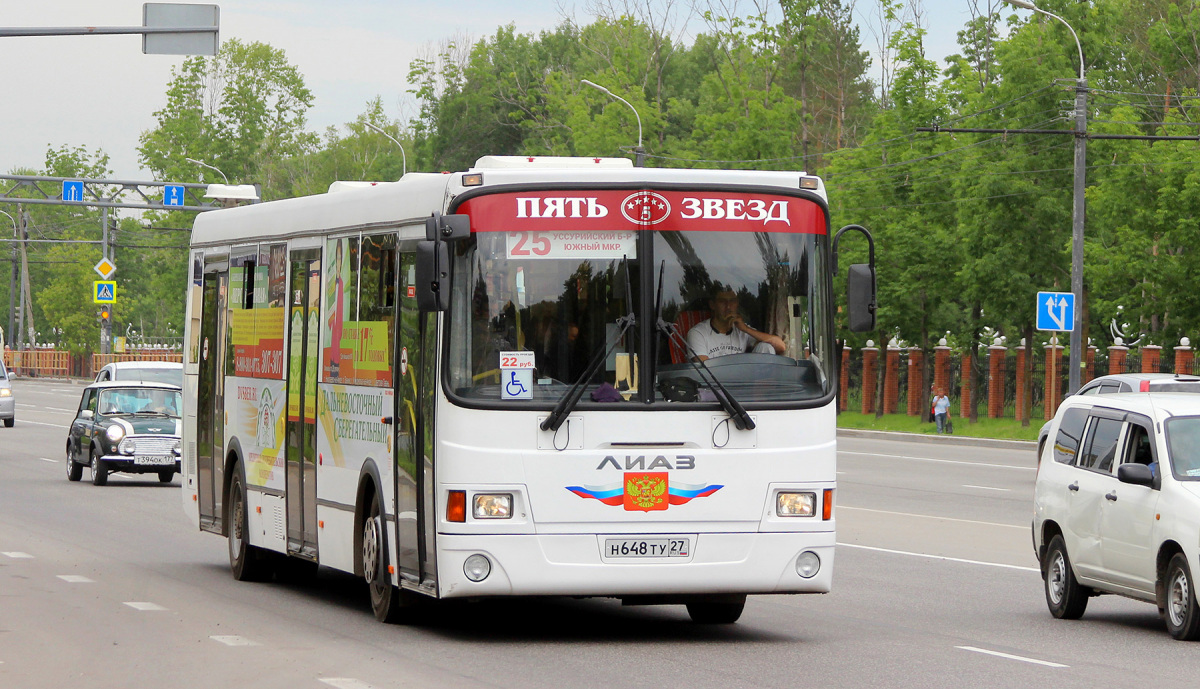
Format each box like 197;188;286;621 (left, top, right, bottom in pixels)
133;455;175;466
604;538;690;558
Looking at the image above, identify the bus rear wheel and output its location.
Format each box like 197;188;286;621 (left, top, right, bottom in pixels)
228;470;272;582
363;493;403;623
686;595;746;624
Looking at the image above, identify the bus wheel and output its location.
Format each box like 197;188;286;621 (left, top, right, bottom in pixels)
157;470;174;484
686;595;746;624
363;493;403;623
90;448;108;486
228;471;272;582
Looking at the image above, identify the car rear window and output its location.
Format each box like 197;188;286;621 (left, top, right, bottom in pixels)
1054;407;1089;464
122;368;182;386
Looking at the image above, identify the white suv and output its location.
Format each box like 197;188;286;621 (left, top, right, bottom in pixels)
1034;392;1200;640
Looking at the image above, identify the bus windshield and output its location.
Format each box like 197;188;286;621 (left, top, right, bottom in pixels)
445;189;833;406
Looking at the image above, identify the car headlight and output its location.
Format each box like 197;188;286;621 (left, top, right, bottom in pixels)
106;425;125;442
118;438;136;455
0;388;11;397
473;493;513;519
777;491;816;517
172;440;182;456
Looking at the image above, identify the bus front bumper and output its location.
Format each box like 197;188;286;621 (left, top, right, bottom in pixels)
433;531;834;599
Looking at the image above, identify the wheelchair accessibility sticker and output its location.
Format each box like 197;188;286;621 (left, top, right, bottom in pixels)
500;351;534;400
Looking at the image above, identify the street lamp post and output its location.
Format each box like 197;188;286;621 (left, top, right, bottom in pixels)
1004;0;1087;394
185;157;229;184
363;122;408;177
581;79;645;167
1;209;15;351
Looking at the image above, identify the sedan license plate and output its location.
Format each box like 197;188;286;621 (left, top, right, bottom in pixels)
604;538;690;558
133;455;175;466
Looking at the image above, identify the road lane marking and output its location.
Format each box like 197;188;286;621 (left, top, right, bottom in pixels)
838;543;1039;572
839;450;1034;471
13;419;69;429
838;505;1027;529
962;484;1010;492
57;575;94;583
956;646;1068;668
124;602;167;611
210;635;260;646
37;457;58;463
2;552;34;559
320;679;376;689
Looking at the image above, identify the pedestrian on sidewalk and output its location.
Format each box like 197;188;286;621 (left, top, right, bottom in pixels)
933;388;952;434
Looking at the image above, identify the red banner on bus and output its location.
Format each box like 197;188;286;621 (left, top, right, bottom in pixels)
456;189;827;234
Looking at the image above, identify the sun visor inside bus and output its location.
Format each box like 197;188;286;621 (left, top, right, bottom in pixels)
425;212;471;242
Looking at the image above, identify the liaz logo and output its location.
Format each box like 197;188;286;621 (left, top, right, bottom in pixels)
566;472;723;512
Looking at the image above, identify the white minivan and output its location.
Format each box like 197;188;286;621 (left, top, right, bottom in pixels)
1034;392;1200;640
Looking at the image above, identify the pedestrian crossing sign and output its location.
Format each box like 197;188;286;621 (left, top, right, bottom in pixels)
94;281;117;304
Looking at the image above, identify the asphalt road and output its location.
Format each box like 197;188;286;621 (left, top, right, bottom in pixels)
3;378;1198;689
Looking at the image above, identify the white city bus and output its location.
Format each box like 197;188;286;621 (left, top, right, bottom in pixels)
181;156;875;624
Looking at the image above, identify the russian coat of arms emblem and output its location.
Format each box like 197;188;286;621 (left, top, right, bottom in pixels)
623;472;669;511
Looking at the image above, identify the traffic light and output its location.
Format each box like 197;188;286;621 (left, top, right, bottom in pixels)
99;308;111;326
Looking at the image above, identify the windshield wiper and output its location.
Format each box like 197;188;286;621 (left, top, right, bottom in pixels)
540;256;637;433
653;261;755;431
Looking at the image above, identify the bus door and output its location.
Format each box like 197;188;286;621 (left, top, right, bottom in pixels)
286;249;321;558
197;265;227;533
396;248;436;593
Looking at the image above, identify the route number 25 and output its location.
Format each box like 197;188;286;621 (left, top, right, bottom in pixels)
509;232;551;257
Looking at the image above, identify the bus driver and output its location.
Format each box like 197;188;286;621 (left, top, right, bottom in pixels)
686;286;786;362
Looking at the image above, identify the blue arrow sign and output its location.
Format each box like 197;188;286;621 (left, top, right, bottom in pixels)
1037;291;1074;332
63;180;84;202
163;184;185;207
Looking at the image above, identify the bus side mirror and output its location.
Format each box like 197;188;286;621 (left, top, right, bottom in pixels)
833;224;877;333
415;240;449;312
425;212;470;241
846;263;876;332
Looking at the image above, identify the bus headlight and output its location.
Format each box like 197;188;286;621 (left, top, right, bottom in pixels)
106;425;125;442
776;492;816;517
172;440;182;456
473;493;513;519
796;551;821;578
464;554;491;582
118;438;136;455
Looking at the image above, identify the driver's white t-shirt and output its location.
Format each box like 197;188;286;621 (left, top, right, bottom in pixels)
685;319;755;359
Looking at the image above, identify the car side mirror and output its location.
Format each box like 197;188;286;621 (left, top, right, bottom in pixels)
1117;462;1155;488
80;410;93;420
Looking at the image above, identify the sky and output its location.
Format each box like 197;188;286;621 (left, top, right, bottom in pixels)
0;1;975;182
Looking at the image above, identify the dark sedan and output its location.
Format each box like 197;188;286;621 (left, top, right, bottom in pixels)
66;381;182;486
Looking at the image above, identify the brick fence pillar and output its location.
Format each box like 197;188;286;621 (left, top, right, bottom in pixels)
861;345;879;415
907;347;924;416
1045;341;1065;420
1015;345;1027;424
1084;345;1097;385
1142;345;1162;373
839;346;850;412
959;351;971;420
934;343;951;397
988;343;1007;419
1176;338;1194;376
1108;344;1128;375
883;343;901;415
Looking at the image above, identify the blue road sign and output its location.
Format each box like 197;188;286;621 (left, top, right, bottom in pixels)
93;281;117;304
63;180;84;202
163;184;186;207
1037;291;1075;332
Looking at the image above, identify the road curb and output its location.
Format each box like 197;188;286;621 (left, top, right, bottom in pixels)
837;427;1037;451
